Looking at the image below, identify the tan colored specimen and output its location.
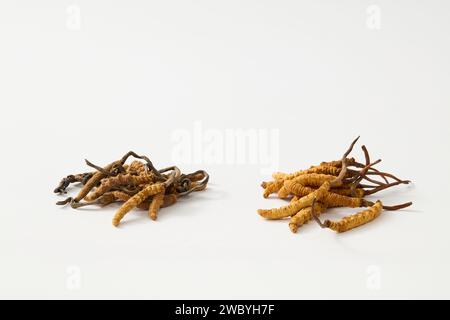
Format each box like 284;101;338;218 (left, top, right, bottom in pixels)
128;160;146;175
258;137;412;234
84;172;155;201
111;191;177;210
313;200;383;233
261;180;284;198
112;183;165;226
289;202;326;233
283;180;365;199
258;182;331;220
148;191;165;221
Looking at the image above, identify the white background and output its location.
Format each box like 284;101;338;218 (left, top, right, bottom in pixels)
0;0;449;299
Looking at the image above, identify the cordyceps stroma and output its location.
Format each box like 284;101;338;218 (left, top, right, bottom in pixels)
258;137;412;233
54;151;209;227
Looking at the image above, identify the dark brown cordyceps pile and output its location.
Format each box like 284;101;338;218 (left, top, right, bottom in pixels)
258;137;412;233
54;151;209;227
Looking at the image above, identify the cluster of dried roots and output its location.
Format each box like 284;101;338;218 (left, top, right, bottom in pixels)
54;151;209;227
258;137;412;233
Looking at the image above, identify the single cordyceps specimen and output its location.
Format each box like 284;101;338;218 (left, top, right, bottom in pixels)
258;137;412;234
54;151;209;227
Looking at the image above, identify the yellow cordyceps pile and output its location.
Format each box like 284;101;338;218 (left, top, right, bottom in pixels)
258;137;412;233
54;151;209;227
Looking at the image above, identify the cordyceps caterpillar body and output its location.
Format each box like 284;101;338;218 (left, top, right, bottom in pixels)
272;165;341;181
258;182;330;220
277;174;348;199
289;202;326;234
272;158;357;181
283;178;407;200
291;174;338;188
283;180;366;199
312;200;383;233
112;183;166;226
261;180;284;198
84;172;156;201
73;169;111;202
55;152;208;227
269;170;336;196
57;152;132;204
148;191;165;221
128;160;146;175
108;191;177;210
77;183;178;212
258;137;413;234
331;187;365;198
264;161;365;198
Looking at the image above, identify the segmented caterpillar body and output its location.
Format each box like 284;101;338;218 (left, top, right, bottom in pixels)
283;180;364;205
291;173;336;187
110;191;177;210
322;201;383;233
277;185;290;199
162;194;178;208
322;192;362;208
149;191;165;220
289;203;326;233
257;182;330;220
275;174;336;199
269;173;338;199
320;157;356;168
112;183;165;226
273;158;357;182
128;160;146;175
73;159;124;202
271;166;340;182
283;180;315;197
331;187;365;198
74;171;106;202
261;180;284;198
84;172;155;201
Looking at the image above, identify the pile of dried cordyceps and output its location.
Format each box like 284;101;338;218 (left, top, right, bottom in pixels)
54;151;209;227
258;137;412;233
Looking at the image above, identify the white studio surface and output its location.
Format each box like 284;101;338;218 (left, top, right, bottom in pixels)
0;0;449;299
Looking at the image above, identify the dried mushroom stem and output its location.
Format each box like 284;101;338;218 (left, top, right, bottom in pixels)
177;170;210;196
329;136;360;188
54;172;93;194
